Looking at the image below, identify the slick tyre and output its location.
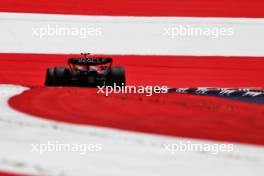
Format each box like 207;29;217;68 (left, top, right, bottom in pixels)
106;66;126;87
45;68;55;86
53;67;69;86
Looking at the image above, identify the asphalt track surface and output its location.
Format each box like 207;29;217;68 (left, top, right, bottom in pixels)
0;53;263;146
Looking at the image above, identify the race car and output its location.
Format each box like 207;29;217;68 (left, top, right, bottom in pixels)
45;54;125;87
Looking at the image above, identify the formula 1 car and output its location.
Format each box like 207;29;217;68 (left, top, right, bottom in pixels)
45;53;125;87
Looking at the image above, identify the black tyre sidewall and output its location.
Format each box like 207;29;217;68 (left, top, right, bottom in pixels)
107;66;126;87
54;67;69;86
45;68;55;86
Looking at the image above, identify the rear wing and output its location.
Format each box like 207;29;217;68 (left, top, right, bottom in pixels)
68;57;112;66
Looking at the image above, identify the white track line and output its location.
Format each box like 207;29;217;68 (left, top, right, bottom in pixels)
0;12;264;56
0;85;264;176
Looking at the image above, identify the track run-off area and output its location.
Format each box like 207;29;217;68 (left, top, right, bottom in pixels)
1;54;264;176
1;53;264;145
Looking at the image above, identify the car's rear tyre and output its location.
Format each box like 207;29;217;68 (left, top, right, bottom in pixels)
106;66;126;87
53;67;69;86
45;68;55;86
